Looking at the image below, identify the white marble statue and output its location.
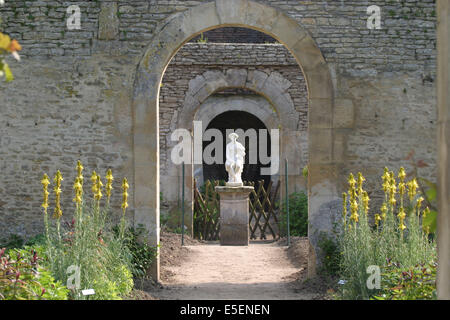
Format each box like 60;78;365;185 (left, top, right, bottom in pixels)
225;132;245;186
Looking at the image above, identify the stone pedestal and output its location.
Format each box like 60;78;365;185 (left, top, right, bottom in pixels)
215;186;254;246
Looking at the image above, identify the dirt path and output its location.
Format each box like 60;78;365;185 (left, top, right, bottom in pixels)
144;233;328;300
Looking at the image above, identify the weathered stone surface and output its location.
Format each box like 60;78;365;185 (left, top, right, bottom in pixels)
98;2;119;40
216;186;253;246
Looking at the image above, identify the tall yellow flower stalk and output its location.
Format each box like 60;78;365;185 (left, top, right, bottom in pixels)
388;171;397;208
397;168;407;233
53;170;63;219
41;174;51;241
120;178;130;238
91;171;103;206
348;173;359;224
105;169;114;204
53;170;63;241
73;161;84;208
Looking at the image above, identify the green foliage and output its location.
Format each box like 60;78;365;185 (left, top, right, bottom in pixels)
0;246;69;300
197;33;208;43
25;234;46;247
118;225;158;279
418;177;437;234
0;234;24;251
372;261;437;300
279;191;308;237
44;202;134;300
317;232;340;276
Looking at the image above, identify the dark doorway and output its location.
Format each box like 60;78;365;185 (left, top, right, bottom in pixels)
202;111;271;188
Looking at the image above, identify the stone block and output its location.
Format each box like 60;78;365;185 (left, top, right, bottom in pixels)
215;0;249;25
270;14;308;49
334;99;355;128
216;186;253;246
309;98;333;129
98;2;119;40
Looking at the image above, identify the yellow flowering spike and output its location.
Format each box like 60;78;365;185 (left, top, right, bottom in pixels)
398;181;406;197
357;172;365;194
41;174;50;210
76;161;84;184
398;167;406;182
91;171;98;196
350;199;359;223
416;196;424;210
348;173;356;188
374;214;381;227
73;179;83;205
407;178;419;201
398;223;407;231
106;169;114;200
94;174;103;201
362;191;370;214
380;203;387;220
121;178;129;210
397;207;406;221
348;173;357;202
53;170;63;219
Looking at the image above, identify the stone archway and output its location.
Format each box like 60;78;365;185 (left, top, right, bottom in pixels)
133;0;337;281
161;69;306;236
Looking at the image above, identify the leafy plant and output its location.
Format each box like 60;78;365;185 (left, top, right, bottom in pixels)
0;247;69;300
197;33;208;43
279;191;308;237
405;151;437;234
337;168;436;300
317;231;340;276
0;234;24;251
117;225;158;279
39;161;135;300
372;260;437;300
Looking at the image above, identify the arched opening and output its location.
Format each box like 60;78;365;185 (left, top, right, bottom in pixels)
133;0;337;281
202;110;271;190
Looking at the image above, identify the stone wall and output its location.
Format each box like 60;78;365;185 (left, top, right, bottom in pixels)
0;0;438;241
159;43;309;175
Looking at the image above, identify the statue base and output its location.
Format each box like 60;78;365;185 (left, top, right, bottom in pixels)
225;182;243;187
215;186;254;246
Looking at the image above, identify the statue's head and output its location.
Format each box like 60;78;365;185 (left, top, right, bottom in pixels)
229;132;238;141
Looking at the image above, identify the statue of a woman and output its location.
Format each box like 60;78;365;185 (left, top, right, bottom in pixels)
225;132;245;186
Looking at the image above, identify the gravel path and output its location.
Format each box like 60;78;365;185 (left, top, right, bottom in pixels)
148;240;319;300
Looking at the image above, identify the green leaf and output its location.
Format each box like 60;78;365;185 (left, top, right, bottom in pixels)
423;210;437;233
425;187;437;202
3;62;14;82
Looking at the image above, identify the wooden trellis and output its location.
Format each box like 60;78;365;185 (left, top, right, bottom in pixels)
193;179;280;241
247;180;280;240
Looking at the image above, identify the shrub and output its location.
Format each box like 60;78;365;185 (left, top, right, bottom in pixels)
0;246;69;300
337;168;436;300
0;234;24;251
116;225;158;279
371;261;437;300
317;231;340;276
279;191;308;237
